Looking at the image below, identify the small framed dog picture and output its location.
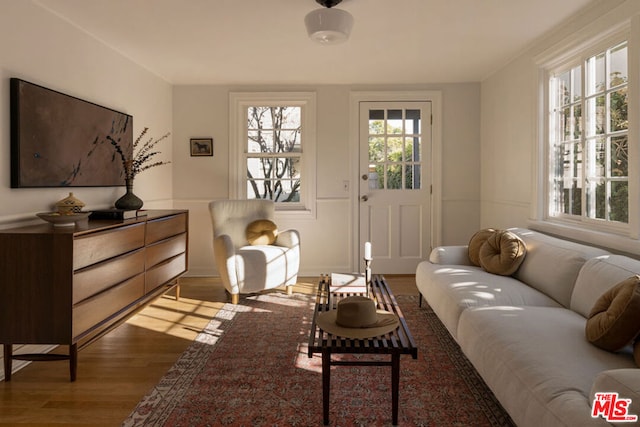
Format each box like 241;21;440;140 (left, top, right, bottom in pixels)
190;138;213;157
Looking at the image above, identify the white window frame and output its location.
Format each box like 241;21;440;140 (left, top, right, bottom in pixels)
229;92;317;218
533;20;640;253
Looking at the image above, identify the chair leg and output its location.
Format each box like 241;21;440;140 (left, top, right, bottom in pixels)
231;293;240;304
286;285;293;295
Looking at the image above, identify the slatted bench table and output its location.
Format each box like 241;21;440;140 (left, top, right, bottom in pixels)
308;274;418;425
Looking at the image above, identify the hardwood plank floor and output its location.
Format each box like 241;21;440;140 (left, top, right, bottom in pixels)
0;275;418;426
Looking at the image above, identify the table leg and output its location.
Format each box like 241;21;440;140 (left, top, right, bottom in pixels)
322;348;331;426
69;343;77;382
3;344;12;381
391;353;400;425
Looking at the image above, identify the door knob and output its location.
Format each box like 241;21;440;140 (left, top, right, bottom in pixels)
362;174;368;181
361;195;369;202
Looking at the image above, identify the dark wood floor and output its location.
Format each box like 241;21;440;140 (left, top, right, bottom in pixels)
0;275;418;425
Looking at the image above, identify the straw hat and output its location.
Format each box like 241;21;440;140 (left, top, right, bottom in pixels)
316;296;399;339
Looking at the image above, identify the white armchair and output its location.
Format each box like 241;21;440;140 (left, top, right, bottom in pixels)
209;199;300;304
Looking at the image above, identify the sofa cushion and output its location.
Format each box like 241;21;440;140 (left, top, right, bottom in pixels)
457;306;636;427
479;230;526;276
509;228;610;308
415;261;561;340
468;228;496;266
586;276;640;352
572;255;640;318
246;219;278;245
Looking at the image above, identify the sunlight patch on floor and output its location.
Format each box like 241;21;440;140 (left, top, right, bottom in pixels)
125;295;225;339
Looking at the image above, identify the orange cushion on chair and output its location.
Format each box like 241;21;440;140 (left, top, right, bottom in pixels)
246;219;278;245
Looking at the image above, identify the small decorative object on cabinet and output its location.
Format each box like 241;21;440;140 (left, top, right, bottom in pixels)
0;209;188;381
55;192;85;213
36;192;90;227
114;177;143;210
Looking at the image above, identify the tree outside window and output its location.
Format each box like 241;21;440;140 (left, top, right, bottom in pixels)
230;92;315;215
246;106;301;203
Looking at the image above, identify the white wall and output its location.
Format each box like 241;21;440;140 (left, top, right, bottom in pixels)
480;54;535;229
0;2;481;279
480;0;635;231
173;83;481;276
0;0;173;229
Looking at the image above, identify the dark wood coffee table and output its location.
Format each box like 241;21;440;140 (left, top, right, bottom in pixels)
308;274;418;425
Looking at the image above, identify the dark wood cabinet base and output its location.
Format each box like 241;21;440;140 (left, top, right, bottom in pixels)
0;210;188;381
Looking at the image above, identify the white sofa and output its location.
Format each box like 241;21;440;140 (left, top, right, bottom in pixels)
416;228;640;426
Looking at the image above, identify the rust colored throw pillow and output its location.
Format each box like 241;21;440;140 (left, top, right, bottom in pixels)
478;230;527;276
468;228;497;266
246;219;278;245
586;276;640;352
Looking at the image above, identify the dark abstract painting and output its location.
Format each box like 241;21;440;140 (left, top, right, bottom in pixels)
10;78;133;187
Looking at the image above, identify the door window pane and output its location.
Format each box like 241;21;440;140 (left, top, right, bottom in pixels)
387;110;403;134
368;137;384;162
386;137;403;162
405;165;421;189
386;164;402;189
367;107;423;191
405;109;421;134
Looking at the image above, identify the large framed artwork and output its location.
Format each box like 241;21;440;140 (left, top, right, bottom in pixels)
10;78;133;187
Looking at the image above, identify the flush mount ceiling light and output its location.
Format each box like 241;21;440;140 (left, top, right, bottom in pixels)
305;0;354;45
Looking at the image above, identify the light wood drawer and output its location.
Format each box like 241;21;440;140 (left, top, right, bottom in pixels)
146;253;186;293
72;273;145;338
146;214;187;244
73;223;145;270
73;249;145;304
146;233;187;269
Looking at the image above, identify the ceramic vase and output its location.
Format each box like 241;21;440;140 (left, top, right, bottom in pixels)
115;180;143;210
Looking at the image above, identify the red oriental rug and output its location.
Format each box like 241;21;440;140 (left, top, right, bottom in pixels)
123;292;515;426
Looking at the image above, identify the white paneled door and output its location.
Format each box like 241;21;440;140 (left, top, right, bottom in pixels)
359;102;432;273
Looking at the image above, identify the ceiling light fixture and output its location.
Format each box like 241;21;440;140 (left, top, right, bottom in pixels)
305;0;353;45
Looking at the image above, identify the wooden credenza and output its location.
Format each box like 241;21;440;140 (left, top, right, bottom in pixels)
0;209;188;381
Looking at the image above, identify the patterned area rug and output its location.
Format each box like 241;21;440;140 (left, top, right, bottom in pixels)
123;292;515;426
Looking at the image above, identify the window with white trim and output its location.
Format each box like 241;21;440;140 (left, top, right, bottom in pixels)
547;39;629;229
230;92;316;215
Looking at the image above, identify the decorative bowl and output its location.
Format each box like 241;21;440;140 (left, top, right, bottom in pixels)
37;212;91;227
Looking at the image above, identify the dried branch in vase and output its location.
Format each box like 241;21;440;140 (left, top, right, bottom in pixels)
107;127;171;182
